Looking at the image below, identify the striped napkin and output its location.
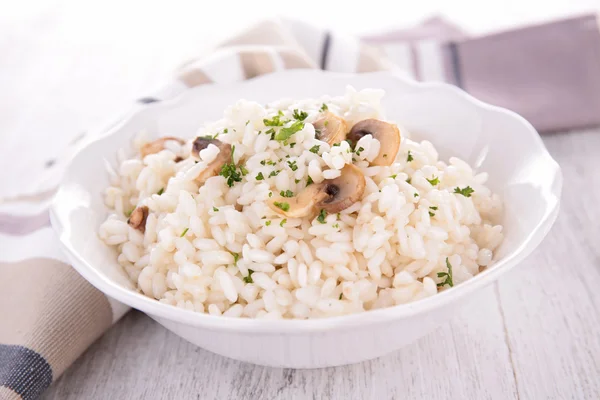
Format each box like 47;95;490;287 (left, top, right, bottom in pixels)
2;15;599;399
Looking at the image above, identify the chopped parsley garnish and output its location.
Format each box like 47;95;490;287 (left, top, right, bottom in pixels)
223;128;228;134
289;142;296;148
266;128;276;140
324;120;329;127
317;209;327;224
309;145;320;154
230;252;240;265
263;114;286;127
414;193;419;197
295;179;301;183
219;145;243;187
287;160;298;171
429;211;435;217
355;146;365;156
426;176;440;186
275;121;304;141
157;188;164;195
260;160;266;166
306;176;314;186
280;190;294;198
125;209;133;218
407;151;414;162
406;177;411;184
239;165;249;176
243;269;254;283
280;218;287;227
213;207;219;212
332;142;341;147
255;172;265;181
437;258;454;288
269;170;280;178
332;223;339;228
268;192;273;197
430;206;438;210
180;228;189;237
339;293;343;300
390;174;397;179
336;213;341;220
454;186;475;197
292;109;308;121
265;220;272;226
320;103;328;112
245;120;250;125
274;201;290;212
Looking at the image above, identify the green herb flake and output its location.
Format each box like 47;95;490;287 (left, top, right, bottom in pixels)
414;193;419;197
306;176;314;186
268;192;273;198
320;103;328;112
429;211;435;217
219;145;243;187
426;176;440;186
437;257;454;288
332;223;339;228
324;120;329;127
289;142;296;148
407;151;414;162
243;269;254;283
454;186;475;197
255;172;265;181
268;170;281;178
157;188;165;195
339;293;343;300
292;109;308;121
287;160;298;171
336;213;341;220
295;179;301;184
309;145;320;154
230;252;240;265
280;190;294;198
355;146;365;156
213;207;219;212
239;165;249;176
390;174;397;179
260;160;266;166
406;177;412;184
125;209;133;218
317;209;327;224
274;201;290;212
333;142;341;147
263;115;286;127
265;220;272;226
266;128;276;140
430;206;438;210
275;121;304;141
180;228;189;237
223;128;228;134
245;120;250;125
280;218;287;227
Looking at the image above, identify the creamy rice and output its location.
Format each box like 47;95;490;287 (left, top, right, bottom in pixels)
99;87;504;319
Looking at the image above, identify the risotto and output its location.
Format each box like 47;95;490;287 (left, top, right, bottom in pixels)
99;87;504;319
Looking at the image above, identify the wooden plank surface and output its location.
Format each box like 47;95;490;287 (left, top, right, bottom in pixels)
2;2;600;399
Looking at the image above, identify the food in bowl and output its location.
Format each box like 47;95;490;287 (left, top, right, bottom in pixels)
98;87;504;319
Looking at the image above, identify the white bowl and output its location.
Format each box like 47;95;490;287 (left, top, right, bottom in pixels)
50;70;562;368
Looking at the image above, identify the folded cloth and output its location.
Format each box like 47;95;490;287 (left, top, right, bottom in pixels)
2;15;599;399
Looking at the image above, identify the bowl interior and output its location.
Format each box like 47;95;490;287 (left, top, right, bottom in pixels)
51;70;561;329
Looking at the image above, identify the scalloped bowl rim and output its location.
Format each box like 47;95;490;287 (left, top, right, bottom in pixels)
50;70;562;333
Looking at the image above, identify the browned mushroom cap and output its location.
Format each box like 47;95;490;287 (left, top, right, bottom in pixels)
140;137;185;158
347;119;401;166
313;111;348;145
191;137;233;183
268;164;366;217
128;206;149;233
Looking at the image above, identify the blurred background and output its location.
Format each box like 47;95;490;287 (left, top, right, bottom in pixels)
2;0;599;198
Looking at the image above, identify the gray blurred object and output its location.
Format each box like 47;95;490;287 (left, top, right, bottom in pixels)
364;15;600;132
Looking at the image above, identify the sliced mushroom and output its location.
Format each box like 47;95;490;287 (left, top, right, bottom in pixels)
191;137;233;183
128;206;149;233
347;119;401;166
313;111;348;145
268;164;365;218
140;137;185;158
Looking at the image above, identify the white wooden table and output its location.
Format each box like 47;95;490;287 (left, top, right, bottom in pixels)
3;2;600;399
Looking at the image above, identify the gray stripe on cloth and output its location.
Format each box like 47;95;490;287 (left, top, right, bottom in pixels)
0;345;52;400
0;211;50;236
